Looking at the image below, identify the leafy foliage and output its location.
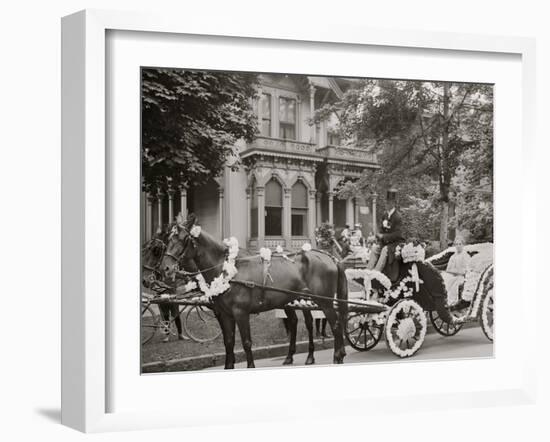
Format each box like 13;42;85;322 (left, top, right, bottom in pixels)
313;79;493;246
141;68;259;191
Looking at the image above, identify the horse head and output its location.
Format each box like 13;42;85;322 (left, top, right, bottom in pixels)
141;228;167;287
161;213;200;278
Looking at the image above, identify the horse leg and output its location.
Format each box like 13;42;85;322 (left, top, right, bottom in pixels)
283;308;298;365
234;310;255;368
302;310;315;365
216;313;236;369
322;307;346;364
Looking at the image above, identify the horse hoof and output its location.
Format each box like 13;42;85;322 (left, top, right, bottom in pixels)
333;358;344;364
282;357;293;365
305;357;315;365
248;364;256;369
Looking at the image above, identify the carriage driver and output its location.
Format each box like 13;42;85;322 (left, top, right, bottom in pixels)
370;188;405;281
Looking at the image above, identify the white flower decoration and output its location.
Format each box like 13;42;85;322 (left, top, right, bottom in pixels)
275;245;284;253
302;243;312;252
259;247;272;262
184;281;197;292
190;225;202;238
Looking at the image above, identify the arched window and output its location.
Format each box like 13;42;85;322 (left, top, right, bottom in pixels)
291;181;308;236
265;178;283;236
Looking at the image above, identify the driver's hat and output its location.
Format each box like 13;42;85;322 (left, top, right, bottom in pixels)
387;187;398;201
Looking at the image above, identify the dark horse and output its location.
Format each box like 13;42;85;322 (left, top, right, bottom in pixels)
161;214;348;369
141;228;185;341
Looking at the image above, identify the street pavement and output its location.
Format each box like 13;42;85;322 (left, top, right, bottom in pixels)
206;326;493;370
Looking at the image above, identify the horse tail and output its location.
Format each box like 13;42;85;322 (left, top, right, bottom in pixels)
335;261;348;329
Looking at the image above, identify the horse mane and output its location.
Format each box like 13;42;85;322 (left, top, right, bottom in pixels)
196;229;227;258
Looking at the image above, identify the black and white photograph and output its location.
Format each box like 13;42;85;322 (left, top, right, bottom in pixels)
140;69;494;373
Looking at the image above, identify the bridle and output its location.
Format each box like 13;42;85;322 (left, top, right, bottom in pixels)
163;226;227;278
142;237;166;275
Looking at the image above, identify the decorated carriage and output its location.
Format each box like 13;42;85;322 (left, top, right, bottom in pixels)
141;215;494;364
341;242;494;358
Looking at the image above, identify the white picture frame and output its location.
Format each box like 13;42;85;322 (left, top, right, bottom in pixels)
61;9;537;433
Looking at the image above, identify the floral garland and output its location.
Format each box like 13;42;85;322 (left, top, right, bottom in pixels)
400;243;425;263
383;266;424;303
480;288;494;340
345;268;391;297
426;242;493;263
182;236;239;302
468;264;493;319
286;299;316;308
351;310;387;329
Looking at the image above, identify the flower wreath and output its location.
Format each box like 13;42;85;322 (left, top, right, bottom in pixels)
181;235;239;302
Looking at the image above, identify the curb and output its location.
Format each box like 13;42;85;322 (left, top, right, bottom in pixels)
142;322;479;373
142;338;335;373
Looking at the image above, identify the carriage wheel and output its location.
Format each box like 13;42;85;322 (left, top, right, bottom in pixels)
141;304;161;345
183;305;222;343
480;288;494;341
429;303;468;336
345;312;383;351
384;299;427;358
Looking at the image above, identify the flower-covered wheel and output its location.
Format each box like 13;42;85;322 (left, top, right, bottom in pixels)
345;312;383;351
384;299;427;358
480;288;494;341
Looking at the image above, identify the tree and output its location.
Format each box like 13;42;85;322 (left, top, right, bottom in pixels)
141;68;259;192
313;79;493;247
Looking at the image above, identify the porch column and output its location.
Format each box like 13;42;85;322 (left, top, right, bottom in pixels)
218;187;224;240
257;186;265;248
257;87;263;133
178;184;188;218
167;181;175;223
296;97;302;140
246;187;251;241
145;193;154;241
346;197;354;226
354;198;360;226
156;190;164;229
315;192;322;225
283;187;291;249
372;193;378;234
308;190;317;245
309;83;316;144
328;191;334;225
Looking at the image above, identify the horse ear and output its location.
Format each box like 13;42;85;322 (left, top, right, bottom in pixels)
185;212;198;229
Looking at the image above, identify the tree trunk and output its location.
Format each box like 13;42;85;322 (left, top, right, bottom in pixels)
439;201;449;249
439;83;451;249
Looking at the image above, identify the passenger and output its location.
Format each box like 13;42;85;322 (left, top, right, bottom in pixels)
443;237;471;306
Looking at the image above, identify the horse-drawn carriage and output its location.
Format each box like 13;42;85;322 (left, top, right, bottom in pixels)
141;214;494;366
341;242;494;357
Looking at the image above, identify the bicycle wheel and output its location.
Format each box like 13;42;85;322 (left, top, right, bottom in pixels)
183;306;221;343
141;304;161;345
